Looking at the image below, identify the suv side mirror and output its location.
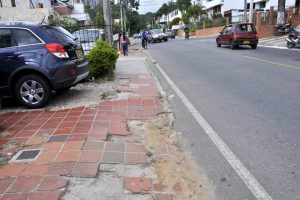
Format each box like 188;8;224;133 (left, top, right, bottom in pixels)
219;32;223;35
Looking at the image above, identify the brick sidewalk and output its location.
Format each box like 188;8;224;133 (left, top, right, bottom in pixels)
0;57;179;200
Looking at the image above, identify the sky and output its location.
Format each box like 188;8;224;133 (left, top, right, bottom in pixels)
138;0;169;14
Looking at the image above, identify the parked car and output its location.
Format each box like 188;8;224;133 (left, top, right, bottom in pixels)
73;28;105;54
148;29;168;43
133;33;140;39
0;24;89;108
216;23;259;50
166;29;176;39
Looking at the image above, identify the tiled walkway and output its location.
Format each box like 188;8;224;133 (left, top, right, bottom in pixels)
0;56;173;200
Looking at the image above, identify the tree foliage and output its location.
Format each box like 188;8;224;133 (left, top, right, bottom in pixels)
155;1;177;18
170;17;181;26
176;0;191;12
186;4;205;23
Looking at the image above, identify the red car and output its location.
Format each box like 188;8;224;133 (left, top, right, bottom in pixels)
216;23;259;50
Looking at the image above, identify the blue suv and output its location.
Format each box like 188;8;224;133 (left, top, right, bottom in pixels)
0;24;89;108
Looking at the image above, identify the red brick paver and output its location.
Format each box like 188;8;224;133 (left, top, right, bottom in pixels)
8;176;42;193
0;177;15;193
0;165;26;177
30;190;61;200
38;176;68;191
124;177;152;194
126;153;148;164
0;67;167;198
72;162;99;178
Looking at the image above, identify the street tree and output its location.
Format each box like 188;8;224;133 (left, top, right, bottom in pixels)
155;3;169;18
277;0;286;24
186;4;205;24
176;0;191;12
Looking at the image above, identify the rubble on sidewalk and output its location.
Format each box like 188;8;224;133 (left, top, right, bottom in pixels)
0;51;205;200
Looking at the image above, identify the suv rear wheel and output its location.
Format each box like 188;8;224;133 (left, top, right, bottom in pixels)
15;74;51;108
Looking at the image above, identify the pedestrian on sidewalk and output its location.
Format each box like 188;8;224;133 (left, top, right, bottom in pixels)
120;32;130;56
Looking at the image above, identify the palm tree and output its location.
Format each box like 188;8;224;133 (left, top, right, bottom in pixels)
277;0;286;24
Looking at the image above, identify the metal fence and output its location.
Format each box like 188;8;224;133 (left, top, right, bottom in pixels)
64;24;105;54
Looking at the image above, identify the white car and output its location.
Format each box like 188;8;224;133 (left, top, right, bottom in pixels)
148;29;168;43
73;29;105;54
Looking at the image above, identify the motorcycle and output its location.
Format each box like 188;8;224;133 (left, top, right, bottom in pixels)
185;32;189;40
274;18;293;36
285;29;300;48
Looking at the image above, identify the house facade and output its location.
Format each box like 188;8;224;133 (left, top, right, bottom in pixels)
0;0;89;24
199;0;244;18
199;0;298;18
159;9;182;24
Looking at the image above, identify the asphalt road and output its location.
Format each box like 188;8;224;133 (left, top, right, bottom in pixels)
142;38;300;200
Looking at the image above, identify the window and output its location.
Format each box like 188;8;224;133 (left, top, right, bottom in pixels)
260;1;266;9
223;25;232;34
236;24;255;33
44;26;75;44
0;29;14;48
11;0;16;7
13;29;41;46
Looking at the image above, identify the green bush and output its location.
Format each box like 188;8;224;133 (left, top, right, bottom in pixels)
190;27;197;32
87;40;119;79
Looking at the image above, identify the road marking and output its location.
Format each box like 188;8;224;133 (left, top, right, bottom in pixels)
209;48;300;70
145;51;273;200
258;44;300;51
259;36;286;42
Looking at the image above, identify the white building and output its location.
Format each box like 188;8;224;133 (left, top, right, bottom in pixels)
159;9;182;23
199;0;297;18
249;0;296;10
199;0;244;18
0;0;89;24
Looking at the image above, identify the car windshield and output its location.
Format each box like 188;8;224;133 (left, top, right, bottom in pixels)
73;30;99;43
152;29;162;34
236;24;255;33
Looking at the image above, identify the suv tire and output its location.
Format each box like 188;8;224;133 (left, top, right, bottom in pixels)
15;74;51;108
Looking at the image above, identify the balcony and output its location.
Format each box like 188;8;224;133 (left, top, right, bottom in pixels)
204;0;224;10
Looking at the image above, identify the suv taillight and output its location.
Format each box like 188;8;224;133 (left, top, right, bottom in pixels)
45;43;69;58
256;33;259;39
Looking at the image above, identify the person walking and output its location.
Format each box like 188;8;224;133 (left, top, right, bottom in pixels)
120;32;130;56
141;29;148;50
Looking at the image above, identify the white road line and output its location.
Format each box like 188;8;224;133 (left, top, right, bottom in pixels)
145;51;273;200
259;36;286;42
258;45;300;51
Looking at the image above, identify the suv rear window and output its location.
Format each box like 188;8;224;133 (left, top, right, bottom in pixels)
44;26;76;44
236;24;255;33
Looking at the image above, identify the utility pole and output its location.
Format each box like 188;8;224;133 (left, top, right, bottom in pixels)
120;0;124;33
244;0;247;22
103;0;113;45
249;0;253;23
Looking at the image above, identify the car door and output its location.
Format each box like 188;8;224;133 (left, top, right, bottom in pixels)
0;28;18;96
219;26;228;44
224;25;233;45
